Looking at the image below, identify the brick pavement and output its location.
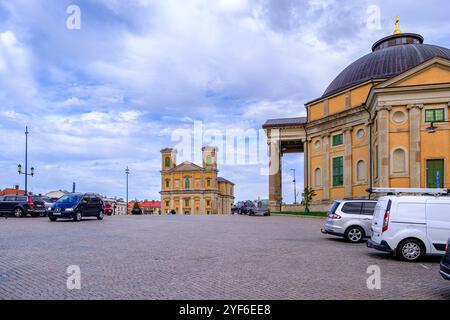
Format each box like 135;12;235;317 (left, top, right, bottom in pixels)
0;215;449;300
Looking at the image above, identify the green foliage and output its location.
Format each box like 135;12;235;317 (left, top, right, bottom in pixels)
132;202;141;209
301;187;316;213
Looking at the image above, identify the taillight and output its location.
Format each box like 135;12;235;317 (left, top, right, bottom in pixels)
328;213;341;220
28;196;34;207
446;240;449;251
382;210;390;233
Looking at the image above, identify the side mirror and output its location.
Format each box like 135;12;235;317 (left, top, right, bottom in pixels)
82;198;88;204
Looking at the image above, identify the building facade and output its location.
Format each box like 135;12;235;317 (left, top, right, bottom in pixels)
160;147;235;214
264;20;450;211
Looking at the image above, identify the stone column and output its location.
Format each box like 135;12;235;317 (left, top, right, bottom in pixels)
201;197;205;215
344;128;353;199
268;129;282;212
305;138;311;189
377;105;391;188
408;104;423;188
322;134;330;201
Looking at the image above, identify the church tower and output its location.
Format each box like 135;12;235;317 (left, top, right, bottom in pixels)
202;146;218;170
161;148;177;171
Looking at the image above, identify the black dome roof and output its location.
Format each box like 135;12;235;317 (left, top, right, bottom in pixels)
322;35;450;98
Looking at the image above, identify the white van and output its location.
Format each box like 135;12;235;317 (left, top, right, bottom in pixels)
367;195;450;262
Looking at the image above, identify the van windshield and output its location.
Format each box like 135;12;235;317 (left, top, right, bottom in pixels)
56;194;82;204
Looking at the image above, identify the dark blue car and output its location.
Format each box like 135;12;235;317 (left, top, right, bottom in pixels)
440;238;450;281
47;193;105;222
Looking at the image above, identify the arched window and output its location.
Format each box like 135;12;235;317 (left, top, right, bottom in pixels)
392;148;406;173
184;178;190;189
356;160;366;182
165;179;170;188
206;155;212;164
314;168;322;187
165;157;171;168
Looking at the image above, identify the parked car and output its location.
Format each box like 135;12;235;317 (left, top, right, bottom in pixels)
39;196;57;212
104;201;114;216
321;200;377;243
367;195;450;262
250;201;270;216
30;196;48;217
47;193;105;222
232;202;244;215
131;207;143;215
0;194;36;217
439;238;450;281
240;201;256;215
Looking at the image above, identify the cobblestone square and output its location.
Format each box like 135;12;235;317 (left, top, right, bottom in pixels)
0;215;449;300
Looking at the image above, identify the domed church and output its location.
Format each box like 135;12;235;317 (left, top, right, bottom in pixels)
263;18;450;212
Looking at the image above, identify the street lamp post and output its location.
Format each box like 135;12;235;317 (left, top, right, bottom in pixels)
290;168;297;204
18;126;35;194
125;167;130;214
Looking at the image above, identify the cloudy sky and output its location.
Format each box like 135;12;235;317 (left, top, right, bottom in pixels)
0;0;449;202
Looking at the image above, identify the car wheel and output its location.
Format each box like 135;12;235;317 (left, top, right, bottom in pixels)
49;217;57;222
73;211;82;222
345;226;365;243
39;211;46;217
397;239;425;262
97;210;104;220
14;208;24;218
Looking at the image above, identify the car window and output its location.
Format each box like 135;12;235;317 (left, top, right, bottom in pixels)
57;194;82;203
16;196;28;202
327;201;340;214
341;202;362;214
5;196;16;201
361;202;376;216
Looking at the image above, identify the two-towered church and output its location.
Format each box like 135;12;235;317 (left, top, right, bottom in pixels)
264;18;450;212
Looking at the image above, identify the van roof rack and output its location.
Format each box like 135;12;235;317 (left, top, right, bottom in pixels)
366;187;450;196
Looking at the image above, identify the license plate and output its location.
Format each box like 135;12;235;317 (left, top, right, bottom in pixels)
53;212;61;215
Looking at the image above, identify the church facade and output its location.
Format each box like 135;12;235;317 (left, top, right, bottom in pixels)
160;147;235;214
264;19;450;212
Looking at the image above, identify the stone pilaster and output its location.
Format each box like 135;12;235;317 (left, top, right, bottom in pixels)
377;105;391;188
322;134;330;201
268;129;282;212
407;104;423;188
344;128;353;198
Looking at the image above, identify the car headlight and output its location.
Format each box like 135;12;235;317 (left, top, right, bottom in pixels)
65;208;74;212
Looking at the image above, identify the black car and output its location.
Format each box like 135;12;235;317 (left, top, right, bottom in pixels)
47;193;105;222
0;194;36;217
231;202;244;215
240;201;257;215
131;208;143;215
440;238;450;281
31;196;47;217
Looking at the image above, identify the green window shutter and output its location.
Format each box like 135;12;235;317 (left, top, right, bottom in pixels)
332;157;344;187
184;178;190;189
332;134;343;146
165;157;171;168
165;179;170;188
185;199;189;207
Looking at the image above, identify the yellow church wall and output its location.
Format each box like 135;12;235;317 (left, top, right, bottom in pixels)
390;177;410;187
420;129;450;188
330;187;345;199
352;184;368;197
312;189;323;201
328;94;346;115
350;83;373;107
396;66;450;87
309;101;324;122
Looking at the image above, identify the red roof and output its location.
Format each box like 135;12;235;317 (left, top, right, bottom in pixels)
0;188;26;195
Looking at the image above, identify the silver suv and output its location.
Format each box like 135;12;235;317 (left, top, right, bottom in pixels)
321;200;377;243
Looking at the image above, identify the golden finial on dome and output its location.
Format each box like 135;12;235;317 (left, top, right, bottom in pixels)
393;16;401;35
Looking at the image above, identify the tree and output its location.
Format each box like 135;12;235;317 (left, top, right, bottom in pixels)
132;202;141;209
301;187;316;213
